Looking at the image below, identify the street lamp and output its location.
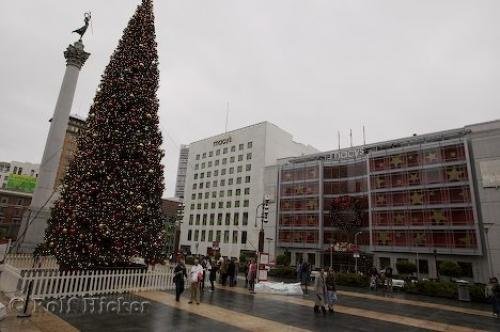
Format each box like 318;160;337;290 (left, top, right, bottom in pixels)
354;232;362;274
265;237;273;258
483;222;495;278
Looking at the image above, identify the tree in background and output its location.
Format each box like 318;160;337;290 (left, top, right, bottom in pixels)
439;261;463;279
37;0;166;269
396;261;417;276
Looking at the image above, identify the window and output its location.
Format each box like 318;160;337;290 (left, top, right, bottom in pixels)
210;214;215;225
214;170;219;176
194;230;199;241
196;154;200;160
221;169;226;175
229;167;234;174
245;176;251;183
379;257;391;269
230;156;235;163
208;230;214;242
202;152;206;159
202;214;207;225
191;194;196;200
219;190;225;198
241;231;247;244
234;213;239;225
238;155;243;161
247;142;253;148
204;192;209;199
195;214;201;225
208;161;212;168
207;171;211;177
236;177;242;184
195;164;199;170
203;202;208;209
220;179;225;186
189;215;194;225
197;203;202;209
235;200;240;208
216;149;220;156
218;201;224;208
212;191;217;198
211;202;216;209
190;204;195;210
223;147;228;154
239;144;244;150
243;212;248;225
244;188;250;195
217;213;223;225
458;262;473;278
225;213;231;225
237;166;243;173
216;230;221;242
232;231;238;243
206;182;210;188
231;145;236;152
247;153;252;160
212;180;218;187
222;158;227;165
188;230;192;241
201;162;206;169
246;164;252;171
236;189;241;196
194;174;198;180
199;182;204;189
228;178;234;185
198;193;202;199
224;230;230;243
227;189;233;197
192;183;197;190
226;201;232;208
201;230;206;241
209;151;213;157
418;259;429;274
243;200;249;207
215;160;220;166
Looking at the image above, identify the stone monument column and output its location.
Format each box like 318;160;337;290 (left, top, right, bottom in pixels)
17;41;90;252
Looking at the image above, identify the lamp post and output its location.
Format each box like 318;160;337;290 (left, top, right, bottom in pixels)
354;231;362;273
265;237;273;259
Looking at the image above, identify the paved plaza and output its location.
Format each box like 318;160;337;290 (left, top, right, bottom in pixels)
1;283;499;332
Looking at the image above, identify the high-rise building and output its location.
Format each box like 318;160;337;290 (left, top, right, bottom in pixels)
273;119;500;283
174;145;189;199
179;122;317;258
53;115;86;189
0;161;39;190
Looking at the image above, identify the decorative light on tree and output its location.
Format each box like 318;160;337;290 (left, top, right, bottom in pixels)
36;0;166;270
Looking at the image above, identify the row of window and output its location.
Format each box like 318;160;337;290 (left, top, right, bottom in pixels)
281;166;319;182
371;165;469;190
189;199;250;210
194;154;252;171
192;176;251;190
189;212;249;226
191;188;251;200
195;142;253;160
194;164;252;178
370;144;466;172
373;230;477;249
372;186;471;207
372;207;475;226
187;229;248;245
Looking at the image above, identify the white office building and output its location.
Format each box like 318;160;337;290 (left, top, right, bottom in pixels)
179;122;317;258
0;161;39;189
174;145;189;199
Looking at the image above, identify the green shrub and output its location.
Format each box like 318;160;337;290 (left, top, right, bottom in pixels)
469;284;487;303
268;267;296;279
439;261;462;278
335;273;370;287
404;280;457;299
276;254;290;267
396;261;417;275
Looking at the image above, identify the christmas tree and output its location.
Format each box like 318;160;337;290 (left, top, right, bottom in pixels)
37;0;166;269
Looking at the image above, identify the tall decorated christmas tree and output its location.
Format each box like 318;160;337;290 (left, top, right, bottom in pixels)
37;0;166;269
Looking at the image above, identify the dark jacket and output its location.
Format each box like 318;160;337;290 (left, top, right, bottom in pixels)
228;261;236;275
173;263;187;286
325;274;336;291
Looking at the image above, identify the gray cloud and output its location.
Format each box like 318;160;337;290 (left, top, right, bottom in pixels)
1;0;499;197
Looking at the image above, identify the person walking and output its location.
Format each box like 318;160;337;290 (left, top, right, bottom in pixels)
228;258;236;287
233;259;240;287
301;261;311;294
244;260;250;288
486;277;500;318
200;256;207;292
325;268;337;313
188;259;204;304
296;260;303;283
220;258;228;286
247;258;257;294
385;266;393;294
314;268;327;315
209;259;218;291
173;258;187;302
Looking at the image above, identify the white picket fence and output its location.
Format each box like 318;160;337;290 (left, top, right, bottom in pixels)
0;254;175;299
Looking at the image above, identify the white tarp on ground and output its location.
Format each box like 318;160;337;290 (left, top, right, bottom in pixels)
254;282;303;296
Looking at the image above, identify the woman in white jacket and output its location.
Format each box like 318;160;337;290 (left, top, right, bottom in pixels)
189;259;204;304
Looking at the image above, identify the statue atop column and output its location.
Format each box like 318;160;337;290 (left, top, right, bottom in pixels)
72;12;91;41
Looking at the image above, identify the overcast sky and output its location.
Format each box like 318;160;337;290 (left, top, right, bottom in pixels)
1;0;499;197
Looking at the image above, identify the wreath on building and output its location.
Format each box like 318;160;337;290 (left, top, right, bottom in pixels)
330;195;365;232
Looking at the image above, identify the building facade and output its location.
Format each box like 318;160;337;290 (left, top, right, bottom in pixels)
0;161;39;190
0;189;33;239
53;115;86;189
174;145;189;199
179;122;317;258
275;120;500;283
